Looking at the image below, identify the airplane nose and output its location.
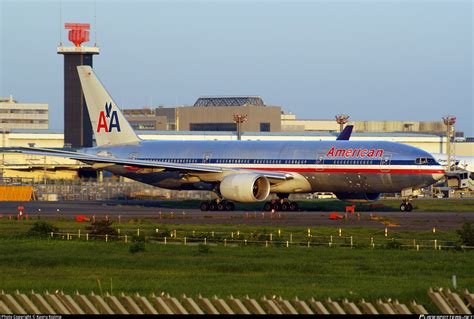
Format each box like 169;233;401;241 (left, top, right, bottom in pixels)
432;166;446;181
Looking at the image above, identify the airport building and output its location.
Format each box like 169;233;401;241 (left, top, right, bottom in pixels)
0;96;48;130
123;96;282;132
281;113;449;135
123;101;452;136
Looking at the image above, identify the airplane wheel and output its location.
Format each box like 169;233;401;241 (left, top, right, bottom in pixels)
200;202;209;211
281;202;289;211
400;203;407;212
407;203;413;212
289;202;299;212
273;202;281;211
209;202;218;211
225;202;235;211
217;202;226;211
263;202;272;211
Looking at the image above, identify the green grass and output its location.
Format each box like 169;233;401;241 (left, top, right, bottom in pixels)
0;238;472;311
0;219;472;312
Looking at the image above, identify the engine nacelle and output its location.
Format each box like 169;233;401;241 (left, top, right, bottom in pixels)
334;192;381;203
220;174;270;202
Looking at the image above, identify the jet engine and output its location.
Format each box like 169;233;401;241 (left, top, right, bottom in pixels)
334;192;381;203
219;174;270;202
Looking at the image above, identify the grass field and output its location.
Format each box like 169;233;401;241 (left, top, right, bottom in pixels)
0;219;472;312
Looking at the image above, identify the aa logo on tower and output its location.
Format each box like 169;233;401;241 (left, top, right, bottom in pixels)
96;102;121;132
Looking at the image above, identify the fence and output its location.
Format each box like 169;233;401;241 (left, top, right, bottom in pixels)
0;177;213;201
0;288;472;314
46;226;474;251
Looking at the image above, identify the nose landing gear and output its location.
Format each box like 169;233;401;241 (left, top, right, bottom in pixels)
399;188;415;212
399;201;413;212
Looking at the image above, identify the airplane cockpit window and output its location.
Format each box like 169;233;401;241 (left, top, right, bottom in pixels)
415;157;429;164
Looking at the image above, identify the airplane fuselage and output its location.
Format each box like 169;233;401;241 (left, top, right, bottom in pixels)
84;139;444;195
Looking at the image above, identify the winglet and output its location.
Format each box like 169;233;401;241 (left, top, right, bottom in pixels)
336;125;353;140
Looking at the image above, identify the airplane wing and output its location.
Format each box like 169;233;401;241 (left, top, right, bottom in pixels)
14;147;292;181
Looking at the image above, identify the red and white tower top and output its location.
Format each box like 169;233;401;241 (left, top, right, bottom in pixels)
58;22;99;54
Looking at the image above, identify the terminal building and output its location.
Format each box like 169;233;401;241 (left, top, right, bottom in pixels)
281;113;450;135
123;96;282;132
123;97;452;136
0;96;48;130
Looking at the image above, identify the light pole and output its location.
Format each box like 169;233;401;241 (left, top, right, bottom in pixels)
1;128;6;181
442;115;456;172
233;114;248;141
335;114;350;132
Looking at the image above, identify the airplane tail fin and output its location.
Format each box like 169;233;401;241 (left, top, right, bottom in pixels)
77;66;140;147
336;125;353;140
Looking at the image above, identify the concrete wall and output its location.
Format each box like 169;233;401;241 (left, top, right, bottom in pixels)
176;105;282;132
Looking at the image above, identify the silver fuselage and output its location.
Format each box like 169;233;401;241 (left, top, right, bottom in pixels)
82;139;444;195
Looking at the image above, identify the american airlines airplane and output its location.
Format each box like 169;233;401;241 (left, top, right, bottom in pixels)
21;66;445;212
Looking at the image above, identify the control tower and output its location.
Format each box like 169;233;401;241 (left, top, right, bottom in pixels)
57;23;99;148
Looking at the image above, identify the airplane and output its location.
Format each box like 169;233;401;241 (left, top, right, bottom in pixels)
431;153;474;173
18;66;445;212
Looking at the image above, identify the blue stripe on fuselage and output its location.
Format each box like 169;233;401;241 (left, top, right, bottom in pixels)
134;158;436;166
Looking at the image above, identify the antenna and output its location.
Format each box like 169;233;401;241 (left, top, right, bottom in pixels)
94;0;97;46
59;0;62;46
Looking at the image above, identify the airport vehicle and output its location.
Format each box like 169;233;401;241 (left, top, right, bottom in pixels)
20;66;445;212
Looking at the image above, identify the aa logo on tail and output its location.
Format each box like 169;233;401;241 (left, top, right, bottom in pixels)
97;102;121;132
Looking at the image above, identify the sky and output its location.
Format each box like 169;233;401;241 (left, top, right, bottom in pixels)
1;0;473;136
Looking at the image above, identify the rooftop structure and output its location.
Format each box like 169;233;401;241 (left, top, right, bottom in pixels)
193;96;264;107
0;95;48;131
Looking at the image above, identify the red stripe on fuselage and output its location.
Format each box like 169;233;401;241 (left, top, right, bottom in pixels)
241;167;445;174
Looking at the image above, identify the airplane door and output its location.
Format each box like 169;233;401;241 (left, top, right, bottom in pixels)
380;154;392;172
203;152;212;164
315;153;325;172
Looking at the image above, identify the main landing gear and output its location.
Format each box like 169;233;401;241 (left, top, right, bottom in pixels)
399;200;413;212
200;199;235;211
263;199;299;212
